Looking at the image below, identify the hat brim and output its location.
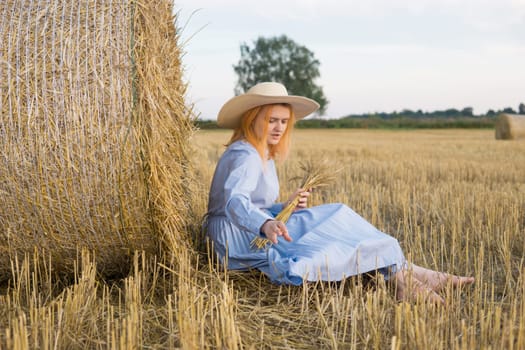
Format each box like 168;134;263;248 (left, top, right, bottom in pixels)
217;94;320;129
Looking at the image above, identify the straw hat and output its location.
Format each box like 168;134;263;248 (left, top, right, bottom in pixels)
217;82;320;128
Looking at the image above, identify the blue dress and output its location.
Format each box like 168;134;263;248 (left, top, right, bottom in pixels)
205;140;406;285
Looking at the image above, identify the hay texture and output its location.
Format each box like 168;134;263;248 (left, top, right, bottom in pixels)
0;0;194;279
495;114;525;140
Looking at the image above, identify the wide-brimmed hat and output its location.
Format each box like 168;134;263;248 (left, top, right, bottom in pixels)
217;82;320;129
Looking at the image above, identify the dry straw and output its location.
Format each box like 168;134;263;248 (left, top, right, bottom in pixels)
251;159;340;249
0;0;195;280
495;113;525;140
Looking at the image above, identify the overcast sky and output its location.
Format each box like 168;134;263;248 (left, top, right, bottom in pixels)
174;0;525;120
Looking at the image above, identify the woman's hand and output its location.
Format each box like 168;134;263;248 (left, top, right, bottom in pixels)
286;188;311;211
261;220;292;244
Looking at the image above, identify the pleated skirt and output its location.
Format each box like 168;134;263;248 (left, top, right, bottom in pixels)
206;203;406;285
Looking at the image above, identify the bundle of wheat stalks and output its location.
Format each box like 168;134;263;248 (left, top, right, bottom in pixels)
0;0;195;280
251;160;339;249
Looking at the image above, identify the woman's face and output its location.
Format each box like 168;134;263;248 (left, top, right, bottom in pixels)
254;104;290;145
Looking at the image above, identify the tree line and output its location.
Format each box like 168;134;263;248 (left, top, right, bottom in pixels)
196;111;501;130
196;105;522;130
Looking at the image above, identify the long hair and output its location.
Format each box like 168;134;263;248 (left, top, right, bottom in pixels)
226;103;295;162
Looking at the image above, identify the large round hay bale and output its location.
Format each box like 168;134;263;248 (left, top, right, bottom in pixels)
495;113;525;140
0;0;195;280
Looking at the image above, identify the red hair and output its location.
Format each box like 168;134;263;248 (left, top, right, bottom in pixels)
226;104;295;162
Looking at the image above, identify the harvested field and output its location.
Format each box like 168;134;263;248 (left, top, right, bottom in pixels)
3;129;517;349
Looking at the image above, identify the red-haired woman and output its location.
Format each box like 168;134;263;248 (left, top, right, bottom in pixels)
205;82;473;304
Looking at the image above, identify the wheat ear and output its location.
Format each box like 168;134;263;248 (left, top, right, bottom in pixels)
250;160;340;249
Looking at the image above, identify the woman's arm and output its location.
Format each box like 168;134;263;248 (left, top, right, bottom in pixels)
222;149;274;235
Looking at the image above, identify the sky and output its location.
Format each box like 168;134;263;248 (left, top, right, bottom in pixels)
174;0;525;120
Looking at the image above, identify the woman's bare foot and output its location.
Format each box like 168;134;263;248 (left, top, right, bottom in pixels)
394;270;445;305
410;264;475;292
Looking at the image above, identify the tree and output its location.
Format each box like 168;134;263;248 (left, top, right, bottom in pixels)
502;107;516;114
519;103;525;114
461;107;473;116
233;35;328;115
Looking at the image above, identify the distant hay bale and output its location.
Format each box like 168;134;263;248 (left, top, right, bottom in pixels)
495;114;525;140
0;0;195;280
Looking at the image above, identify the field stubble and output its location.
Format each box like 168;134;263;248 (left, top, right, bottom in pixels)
1;129;524;349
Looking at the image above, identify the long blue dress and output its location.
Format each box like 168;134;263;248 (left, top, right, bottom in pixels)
205;140;406;285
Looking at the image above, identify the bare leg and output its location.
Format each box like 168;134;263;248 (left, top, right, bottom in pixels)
394;269;445;305
409;264;475;292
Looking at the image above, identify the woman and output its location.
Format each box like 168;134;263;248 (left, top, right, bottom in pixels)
205;82;474;304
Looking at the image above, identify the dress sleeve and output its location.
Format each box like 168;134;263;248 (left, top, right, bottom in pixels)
223;149;274;234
